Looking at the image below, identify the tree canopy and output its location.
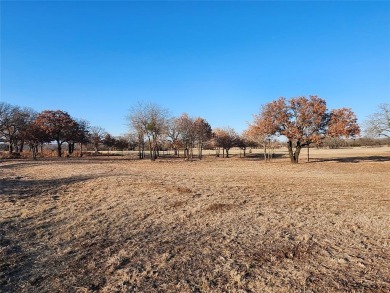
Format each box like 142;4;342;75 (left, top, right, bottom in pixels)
249;96;360;163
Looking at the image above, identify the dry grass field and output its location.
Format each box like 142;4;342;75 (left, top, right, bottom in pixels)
1;147;389;292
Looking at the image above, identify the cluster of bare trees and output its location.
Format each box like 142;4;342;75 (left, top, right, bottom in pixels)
0;103;36;155
0;102;128;158
127;103;262;161
128;103;213;161
2;99;389;163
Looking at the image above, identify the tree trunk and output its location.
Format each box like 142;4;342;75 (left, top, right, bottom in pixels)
226;148;229;158
31;144;38;160
20;140;25;153
57;140;62;157
294;146;302;163
264;143;267;161
138;144;143;159
287;140;295;163
153;143;158;160
148;138;154;161
288;140;302;164
268;139;272;161
190;145;193;160
68;142;75;155
287;140;298;163
198;144;203;160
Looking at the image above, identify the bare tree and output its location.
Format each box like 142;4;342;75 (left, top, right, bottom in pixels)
166;117;182;157
124;132;139;151
127;102;169;161
127;103;147;159
0;102;36;154
177;113;196;160
365;103;390;138
89;126;107;154
0;102;15;151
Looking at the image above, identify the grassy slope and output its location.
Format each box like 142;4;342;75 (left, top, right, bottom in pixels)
1;147;390;292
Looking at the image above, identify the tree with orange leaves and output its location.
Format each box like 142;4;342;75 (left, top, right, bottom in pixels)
328;108;360;138
251;96;359;163
213;127;239;158
35;110;79;157
247;103;279;161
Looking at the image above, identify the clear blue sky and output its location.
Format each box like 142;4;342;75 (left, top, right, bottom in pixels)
1;1;389;136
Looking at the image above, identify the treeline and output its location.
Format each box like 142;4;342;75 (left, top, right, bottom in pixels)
1;98;389;163
127;103;250;161
322;137;389;149
0;102;251;160
0;104;129;159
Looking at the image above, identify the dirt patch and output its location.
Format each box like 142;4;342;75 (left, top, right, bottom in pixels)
206;203;235;213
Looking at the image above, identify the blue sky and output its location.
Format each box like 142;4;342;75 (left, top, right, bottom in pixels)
1;1;389;136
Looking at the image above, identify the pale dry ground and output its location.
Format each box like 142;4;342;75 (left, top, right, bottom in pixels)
1;147;389;292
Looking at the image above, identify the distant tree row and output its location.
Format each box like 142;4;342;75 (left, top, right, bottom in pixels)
127;102;239;161
0;103;128;159
1;99;389;163
126;97;361;163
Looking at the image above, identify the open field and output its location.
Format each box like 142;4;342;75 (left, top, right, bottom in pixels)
1;147;390;292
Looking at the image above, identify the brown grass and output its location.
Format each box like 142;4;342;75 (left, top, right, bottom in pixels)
1;147;390;292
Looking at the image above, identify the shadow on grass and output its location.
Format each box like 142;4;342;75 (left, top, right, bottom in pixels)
0;161;41;170
312;156;390;163
0;156;139;170
0;175;95;198
241;153;286;161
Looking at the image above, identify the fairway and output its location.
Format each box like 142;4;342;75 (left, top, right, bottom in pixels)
1;147;390;292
